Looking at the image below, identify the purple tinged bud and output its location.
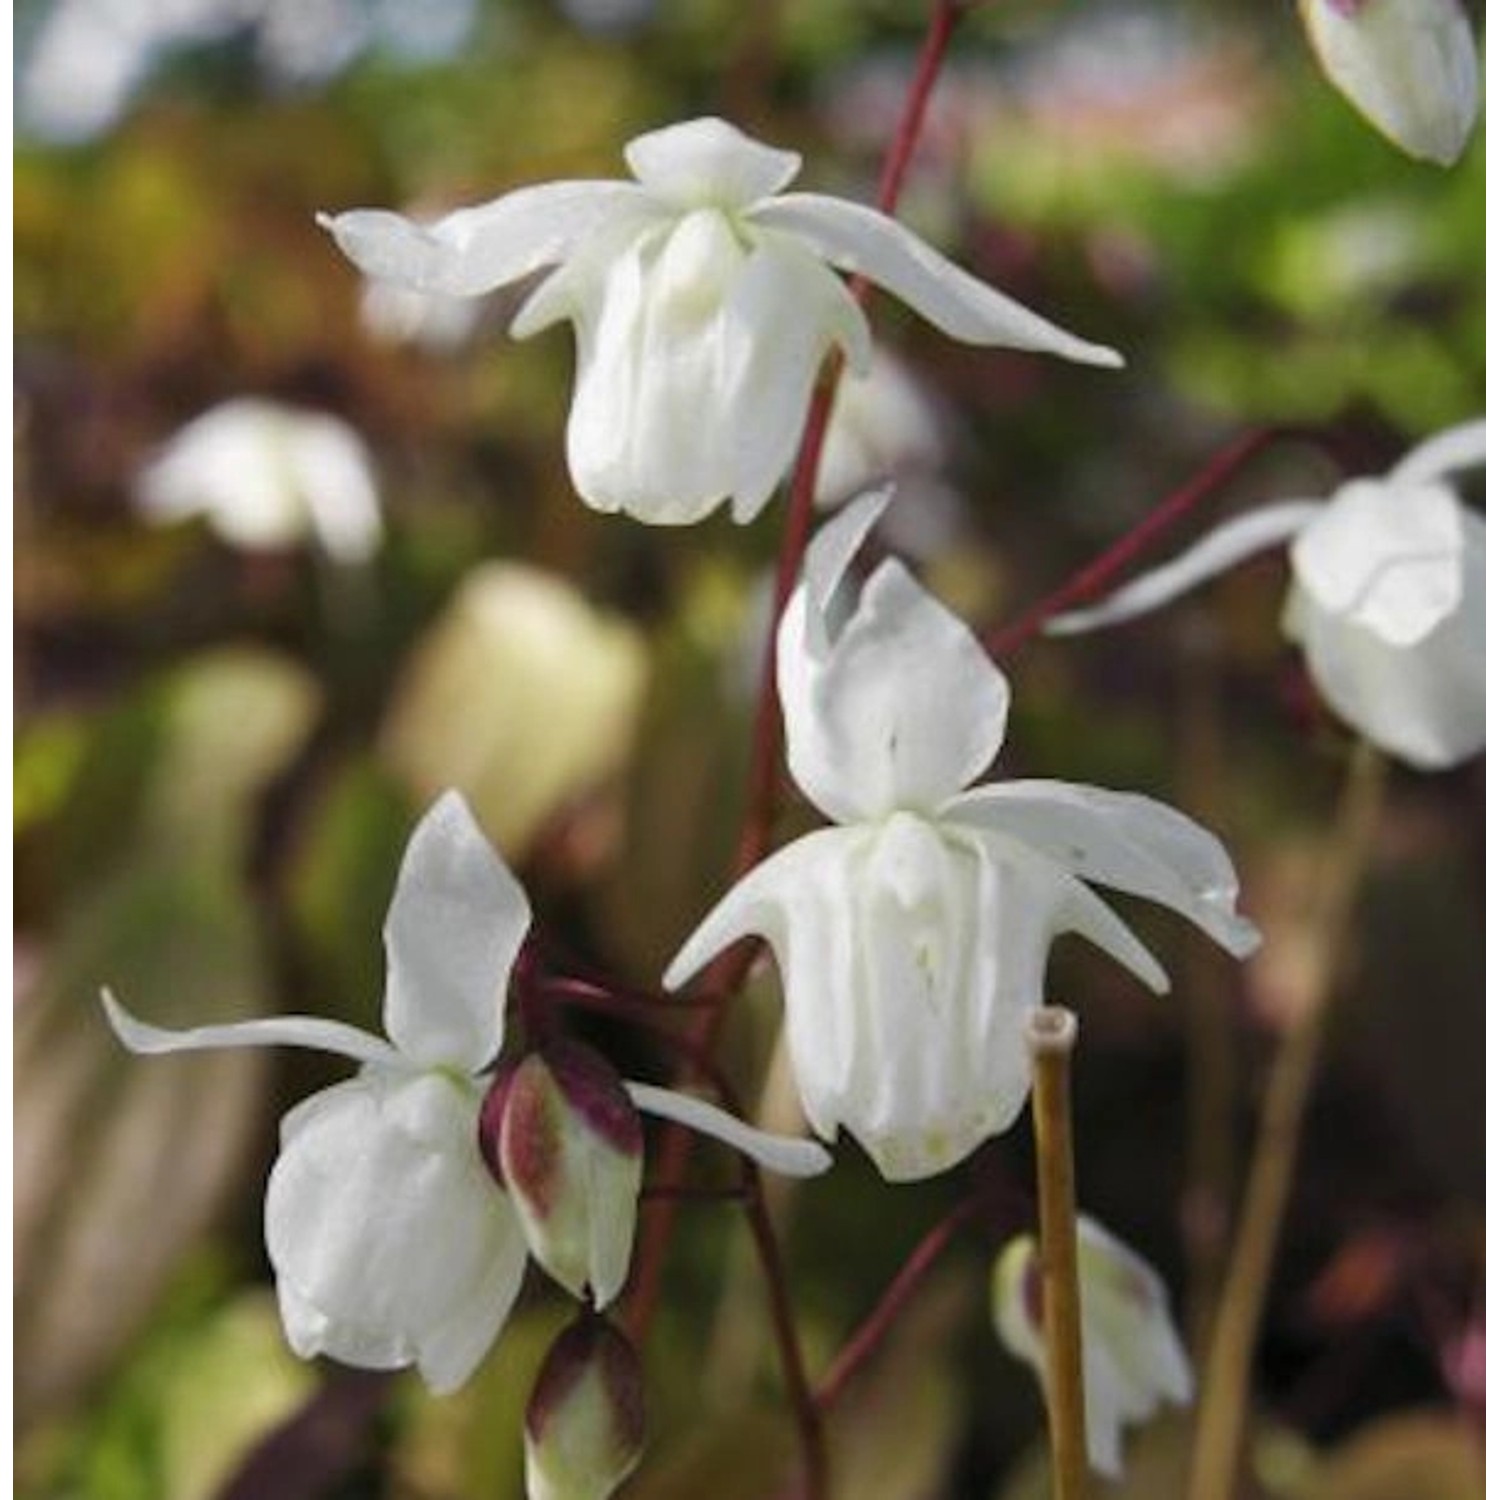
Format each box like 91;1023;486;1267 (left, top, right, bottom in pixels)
525;1314;646;1500
483;1038;645;1306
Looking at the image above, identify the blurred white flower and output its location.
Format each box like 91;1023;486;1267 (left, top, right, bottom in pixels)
815;346;949;510
666;493;1258;1181
993;1215;1193;1478
1299;0;1479;166
103;792;829;1391
135;398;383;565
1049;419;1486;770
321;116;1120;526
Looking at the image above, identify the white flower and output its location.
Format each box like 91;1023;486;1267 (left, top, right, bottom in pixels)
665;494;1259;1181
1298;0;1479;167
1048;419;1486;770
135;398;383;565
320;116;1121;526
103;792;829;1392
993;1215;1194;1479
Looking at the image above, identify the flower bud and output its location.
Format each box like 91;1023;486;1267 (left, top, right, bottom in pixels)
1299;0;1479;166
525;1314;646;1500
992;1216;1193;1478
480;1037;644;1306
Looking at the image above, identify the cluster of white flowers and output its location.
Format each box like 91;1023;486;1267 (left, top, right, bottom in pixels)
106;104;1483;1496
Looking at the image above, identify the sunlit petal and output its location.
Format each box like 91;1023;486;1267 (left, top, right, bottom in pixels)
382;790;531;1072
624;116;802;209
319;182;652;297
625;1083;832;1177
752;194;1122;367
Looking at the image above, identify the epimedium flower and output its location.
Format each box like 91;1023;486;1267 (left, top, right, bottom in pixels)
320;116;1121;526
1298;0;1479;167
102;791;829;1392
992;1215;1193;1479
135;398;384;565
665;493;1259;1182
1048;419;1486;771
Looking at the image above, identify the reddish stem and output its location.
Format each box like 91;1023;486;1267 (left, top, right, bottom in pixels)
983;426;1287;658
628;0;971;1346
814;1197;981;1411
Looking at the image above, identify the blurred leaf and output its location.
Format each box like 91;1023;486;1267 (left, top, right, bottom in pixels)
53;646;321;894
284;757;414;1011
17;649;320;1426
1307;1413;1482;1500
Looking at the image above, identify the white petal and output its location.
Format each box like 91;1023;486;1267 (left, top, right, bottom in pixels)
721;229;873;522
1299;0;1479;165
100;987;399;1070
751;194;1122;367
624;116;802;210
1292;476;1465;646
779;557;1011;822
318;182;652;297
559;213;749;523
668;819;1043;1180
625;1083;832;1177
1286;510;1484;768
265;1070;527;1394
947;782;1261;960
1046;502;1322;636
798;486;892;658
382;791;531;1071
285;416;384;565
1389;417;1486;487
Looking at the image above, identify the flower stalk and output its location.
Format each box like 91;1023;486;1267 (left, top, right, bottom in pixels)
1188;739;1387;1500
1026;1006;1088;1500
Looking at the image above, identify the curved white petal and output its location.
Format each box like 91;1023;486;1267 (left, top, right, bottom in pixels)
100;988;400;1070
265;1070;527;1394
382;791;531;1072
1299;0;1479;165
625;1083;832;1177
1285;510;1484;768
946;782;1262;960
318;182;652;297
1389;417;1486;487
751;194;1122;368
779;559;1011;822
1291;477;1464;646
1046;502;1322;637
624;116;802;210
799;487;892;655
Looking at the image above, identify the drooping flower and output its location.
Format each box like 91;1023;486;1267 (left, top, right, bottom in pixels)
320;116;1121;526
103;792;829;1392
665;493;1259;1181
993;1215;1193;1478
1048;419;1486;770
1298;0;1479;167
135;398;383;565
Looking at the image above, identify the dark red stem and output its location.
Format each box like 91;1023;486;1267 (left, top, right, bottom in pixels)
814;1197;981;1411
984;426;1287;658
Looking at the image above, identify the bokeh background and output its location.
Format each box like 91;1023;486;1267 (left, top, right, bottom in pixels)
14;0;1484;1496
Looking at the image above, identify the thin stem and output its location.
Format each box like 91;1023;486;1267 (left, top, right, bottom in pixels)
625;0;972;1347
814;1196;981;1411
1026;1007;1088;1500
741;1165;828;1500
1188;741;1387;1500
984;426;1286;658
